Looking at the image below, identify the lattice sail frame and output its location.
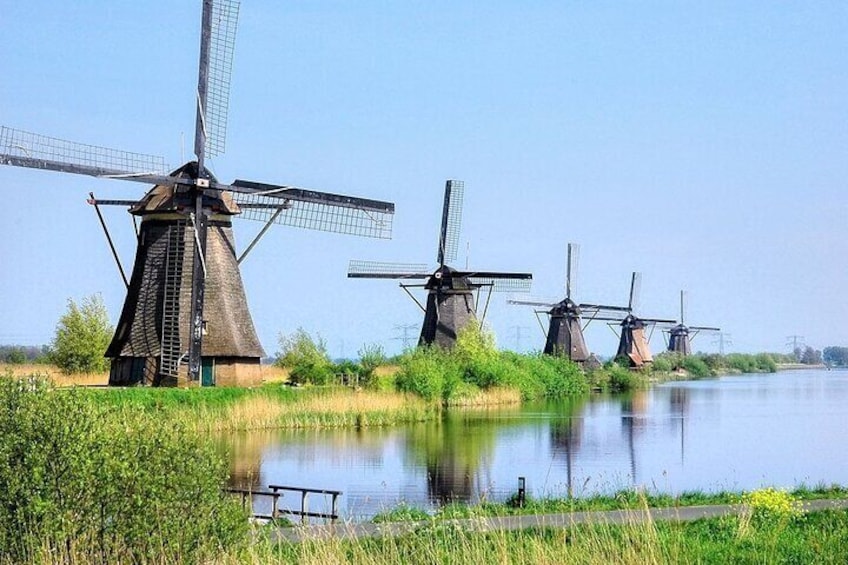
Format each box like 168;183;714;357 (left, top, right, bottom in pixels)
468;276;531;293
347;260;430;277
234;191;394;239
0;126;169;177
438;179;464;264
202;0;239;159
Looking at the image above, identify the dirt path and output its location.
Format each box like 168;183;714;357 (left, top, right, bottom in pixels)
273;498;848;543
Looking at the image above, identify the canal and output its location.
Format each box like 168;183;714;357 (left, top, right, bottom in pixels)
221;368;848;521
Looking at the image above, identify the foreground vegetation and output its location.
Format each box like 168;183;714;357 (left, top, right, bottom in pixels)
243;507;848;565
3;373;847;564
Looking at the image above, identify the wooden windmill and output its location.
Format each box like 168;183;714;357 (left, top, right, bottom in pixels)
0;0;395;387
592;273;675;367
664;291;720;356
508;243;629;362
348;180;531;348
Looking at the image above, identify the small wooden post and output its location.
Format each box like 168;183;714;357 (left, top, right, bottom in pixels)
331;492;339;523
301;492;309;524
518;476;526;508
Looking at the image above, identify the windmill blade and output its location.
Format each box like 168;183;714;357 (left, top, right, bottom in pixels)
194;0;240;166
640;317;678;325
690;325;721;332
680;290;688;324
464;271;532;293
231;181;395;239
347;260;430;279
629;272;642;311
579;303;631;313
566;243;580;300
0;126;170;184
507;299;557;308
437;179;464;265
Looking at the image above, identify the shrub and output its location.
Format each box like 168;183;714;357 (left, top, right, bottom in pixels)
357;343;386;386
50;294;113;374
276;328;334;385
683;355;711;377
395;347;461;401
0;374;247;562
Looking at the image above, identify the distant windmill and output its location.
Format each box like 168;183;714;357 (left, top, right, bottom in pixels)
664;291;720;356
348;180;532;348
593;273;675;367
0;0;395;387
508;243;629;362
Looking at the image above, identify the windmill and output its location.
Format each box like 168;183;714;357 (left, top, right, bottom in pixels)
664;291;720;356
0;0;395;387
508;243;629;362
592;273;675;367
348;180;532;348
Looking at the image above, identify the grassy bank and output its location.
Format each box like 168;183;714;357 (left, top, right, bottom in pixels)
372;484;848;522
240;502;848;564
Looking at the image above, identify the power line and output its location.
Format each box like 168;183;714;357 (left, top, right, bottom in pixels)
392;324;418;350
712;332;733;355
508;325;531;352
786;335;805;352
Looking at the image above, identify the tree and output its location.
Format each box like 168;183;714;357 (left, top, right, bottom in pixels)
823;346;848;367
275;328;333;385
799;345;822;365
51;294;113;374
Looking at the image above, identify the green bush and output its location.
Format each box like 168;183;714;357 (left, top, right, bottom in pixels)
50;294;113;374
0;374;247;563
755;353;778;373
276;328;334;385
683;355;711;377
395;347;461;401
651;355;673;373
357;343;386;386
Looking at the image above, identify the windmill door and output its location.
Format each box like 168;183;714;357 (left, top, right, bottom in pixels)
201;358;215;387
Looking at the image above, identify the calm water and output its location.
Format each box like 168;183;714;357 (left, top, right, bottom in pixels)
221;369;848;520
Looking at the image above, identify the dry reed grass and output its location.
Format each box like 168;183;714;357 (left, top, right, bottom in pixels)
0;363;108;387
446;387;522;407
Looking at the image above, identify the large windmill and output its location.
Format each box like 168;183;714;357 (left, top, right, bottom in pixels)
593;273;675;367
348;180;531;348
508;243;629;362
0;0;395;387
664;291;720;356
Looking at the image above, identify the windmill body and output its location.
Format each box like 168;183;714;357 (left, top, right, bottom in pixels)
349;180;532;349
107;164;263;386
664;291;720;356
419;266;477;348
616;314;655;366
544;299;590;360
593;273;675;368
509;244;627;363
0;1;395;386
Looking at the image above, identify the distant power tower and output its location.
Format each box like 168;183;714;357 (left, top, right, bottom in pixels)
508;325;531;352
786;335;805;353
712;332;733;355
392;324;419;350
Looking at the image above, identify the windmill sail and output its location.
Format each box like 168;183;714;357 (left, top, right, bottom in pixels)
1;1;397;387
349;180;531;349
665;290;721;356
509;243;627;362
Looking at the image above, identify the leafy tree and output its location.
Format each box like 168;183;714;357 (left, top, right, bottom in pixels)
275;328;333;385
799;345;822;365
823;346;848;367
50;295;113;374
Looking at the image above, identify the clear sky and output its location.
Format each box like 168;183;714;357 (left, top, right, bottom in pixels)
1;1;846;359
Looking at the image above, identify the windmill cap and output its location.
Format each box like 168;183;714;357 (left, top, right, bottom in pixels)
130;161;240;216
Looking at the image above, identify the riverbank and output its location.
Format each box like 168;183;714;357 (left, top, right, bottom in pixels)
246;496;848;564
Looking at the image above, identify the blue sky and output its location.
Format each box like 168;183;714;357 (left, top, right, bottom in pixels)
1;1;846;358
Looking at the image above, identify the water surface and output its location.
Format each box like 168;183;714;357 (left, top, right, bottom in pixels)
221;369;848;520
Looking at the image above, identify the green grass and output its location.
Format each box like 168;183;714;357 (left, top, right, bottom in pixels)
239;507;848;564
372;485;848;523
